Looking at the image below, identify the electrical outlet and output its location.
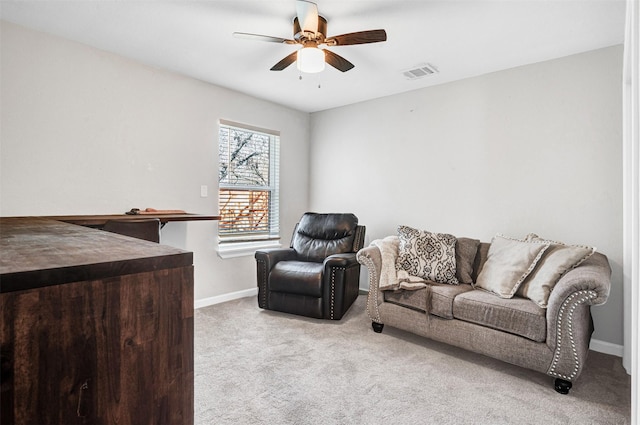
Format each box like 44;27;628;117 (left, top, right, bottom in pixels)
200;185;208;198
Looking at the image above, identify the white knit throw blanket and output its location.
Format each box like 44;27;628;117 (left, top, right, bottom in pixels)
371;236;427;291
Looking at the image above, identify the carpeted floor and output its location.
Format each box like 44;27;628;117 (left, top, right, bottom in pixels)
194;294;630;425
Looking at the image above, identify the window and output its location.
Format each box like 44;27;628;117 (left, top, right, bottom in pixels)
217;120;280;256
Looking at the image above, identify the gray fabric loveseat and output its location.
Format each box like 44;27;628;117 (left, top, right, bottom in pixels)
356;227;611;394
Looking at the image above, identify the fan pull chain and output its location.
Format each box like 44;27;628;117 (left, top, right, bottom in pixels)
297;74;322;89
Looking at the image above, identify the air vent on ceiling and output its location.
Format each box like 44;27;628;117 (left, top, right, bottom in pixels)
402;63;438;80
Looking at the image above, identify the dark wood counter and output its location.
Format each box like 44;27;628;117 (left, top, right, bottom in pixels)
41;212;220;227
0;217;194;425
0;217;193;293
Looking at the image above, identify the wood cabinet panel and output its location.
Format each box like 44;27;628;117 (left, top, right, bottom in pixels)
1;266;194;425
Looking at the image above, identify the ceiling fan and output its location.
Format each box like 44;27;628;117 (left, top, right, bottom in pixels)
233;0;387;73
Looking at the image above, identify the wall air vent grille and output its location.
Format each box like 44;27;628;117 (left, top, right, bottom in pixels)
402;63;438;80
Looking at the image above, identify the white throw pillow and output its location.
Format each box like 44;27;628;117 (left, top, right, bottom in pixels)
474;234;550;298
517;234;595;308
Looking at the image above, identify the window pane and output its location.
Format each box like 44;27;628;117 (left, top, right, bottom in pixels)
218;122;279;242
219;127;270;187
219;189;270;236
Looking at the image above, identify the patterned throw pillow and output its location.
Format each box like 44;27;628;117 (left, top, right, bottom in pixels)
517;233;596;308
395;225;458;285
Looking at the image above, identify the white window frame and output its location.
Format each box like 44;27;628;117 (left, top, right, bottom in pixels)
217;120;281;258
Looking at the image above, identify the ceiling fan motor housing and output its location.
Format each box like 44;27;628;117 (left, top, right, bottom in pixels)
293;16;327;43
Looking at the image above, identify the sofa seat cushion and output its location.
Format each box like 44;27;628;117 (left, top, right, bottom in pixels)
383;288;428;312
452;290;547;342
429;283;474;319
270;261;324;297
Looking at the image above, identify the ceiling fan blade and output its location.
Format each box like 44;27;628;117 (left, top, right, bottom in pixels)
325;29;387;46
233;32;296;44
296;0;319;34
270;51;299;71
324;49;354;72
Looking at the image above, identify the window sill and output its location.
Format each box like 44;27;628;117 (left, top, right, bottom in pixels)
217;240;282;259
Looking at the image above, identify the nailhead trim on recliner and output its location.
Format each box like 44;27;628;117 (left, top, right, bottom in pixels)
548;289;598;381
329;266;346;319
256;258;267;308
353;226;365;252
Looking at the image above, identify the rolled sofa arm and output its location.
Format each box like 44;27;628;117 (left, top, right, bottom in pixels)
356;245;384;323
544;252;612;381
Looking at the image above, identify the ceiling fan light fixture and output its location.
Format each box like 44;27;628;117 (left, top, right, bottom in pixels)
297;47;325;73
236;1;386;73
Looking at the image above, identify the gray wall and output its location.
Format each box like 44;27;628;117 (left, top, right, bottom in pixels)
0;21;311;301
1;20;624;348
309;46;624;346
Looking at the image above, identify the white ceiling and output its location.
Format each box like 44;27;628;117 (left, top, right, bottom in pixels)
0;0;627;113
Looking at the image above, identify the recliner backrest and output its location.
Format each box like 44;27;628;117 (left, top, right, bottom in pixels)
291;213;359;262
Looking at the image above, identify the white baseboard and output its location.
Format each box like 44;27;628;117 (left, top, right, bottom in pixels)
194;287;258;309
590;339;624;357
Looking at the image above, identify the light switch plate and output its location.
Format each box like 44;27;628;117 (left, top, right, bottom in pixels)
200;185;208;197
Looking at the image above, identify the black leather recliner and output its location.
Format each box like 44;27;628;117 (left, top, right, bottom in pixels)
255;212;365;320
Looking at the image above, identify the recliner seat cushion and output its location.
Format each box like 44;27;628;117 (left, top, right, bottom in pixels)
292;213;358;262
269;261;324;297
452;290;547;342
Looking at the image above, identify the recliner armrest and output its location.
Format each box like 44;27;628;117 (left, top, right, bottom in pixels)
255;248;297;272
321;252;362;320
323;252;359;268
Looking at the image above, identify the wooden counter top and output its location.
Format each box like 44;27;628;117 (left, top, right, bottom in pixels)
41;213;220;227
0;217;193;293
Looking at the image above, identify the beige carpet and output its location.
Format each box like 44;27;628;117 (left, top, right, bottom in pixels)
194;294;630;424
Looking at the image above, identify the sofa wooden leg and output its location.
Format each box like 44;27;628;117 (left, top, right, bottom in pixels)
554;378;572;394
372;322;384;333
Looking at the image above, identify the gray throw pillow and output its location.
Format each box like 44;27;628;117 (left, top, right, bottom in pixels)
456;237;480;284
396;225;458;285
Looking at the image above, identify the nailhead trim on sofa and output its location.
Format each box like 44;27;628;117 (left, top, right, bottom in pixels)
548;289;598;380
358;253;383;323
